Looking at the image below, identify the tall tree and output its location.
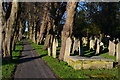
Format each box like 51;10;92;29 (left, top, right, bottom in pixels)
0;1;3;56
2;0;19;59
38;3;49;44
59;2;78;60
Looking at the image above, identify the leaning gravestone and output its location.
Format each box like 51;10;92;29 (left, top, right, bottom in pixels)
64;37;72;62
109;41;115;56
116;42;120;64
52;38;56;58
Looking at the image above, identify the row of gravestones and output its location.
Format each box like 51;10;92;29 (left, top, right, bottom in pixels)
73;36;120;63
83;36;120;64
48;36;120;64
48;38;58;58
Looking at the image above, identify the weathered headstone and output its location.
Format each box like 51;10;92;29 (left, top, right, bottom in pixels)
109;41;115;56
78;40;81;55
90;39;95;50
96;39;100;54
72;38;80;54
64;37;72;62
72;38;81;55
82;37;87;46
72;38;77;53
116;42;120;64
48;47;51;56
52;38;56;58
56;39;58;47
100;42;104;53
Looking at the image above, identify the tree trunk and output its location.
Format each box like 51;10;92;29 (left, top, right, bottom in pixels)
38;3;49;44
28;14;33;40
32;21;36;43
3;0;18;59
18;21;22;41
0;1;3;57
59;2;78;60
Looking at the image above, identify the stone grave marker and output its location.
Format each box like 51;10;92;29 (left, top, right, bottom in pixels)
109;41;115;56
72;38;81;55
96;39;100;54
48;47;51;56
100;42;104;53
64;37;72;62
78;40;81;55
56;39;58;47
90;39;95;50
82;37;87;46
116;42;120;64
72;38;77;53
72;39;78;53
52;38;56;58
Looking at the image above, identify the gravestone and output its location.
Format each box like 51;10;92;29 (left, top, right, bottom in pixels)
52;38;56;58
72;38;80;55
64;37;72;62
109;41;115;56
100;42;104;53
94;37;97;50
82;37;87;46
90;39;95;50
72;38;77;53
56;39;58;47
48;47;51;56
116;42;120;64
96;39;100;54
78;40;81;55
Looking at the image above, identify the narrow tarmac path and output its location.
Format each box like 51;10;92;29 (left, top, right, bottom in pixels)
14;39;57;78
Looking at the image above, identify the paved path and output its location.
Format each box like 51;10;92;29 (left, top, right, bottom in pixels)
14;39;57;78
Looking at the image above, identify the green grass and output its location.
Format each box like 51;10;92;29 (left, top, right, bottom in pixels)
29;39;118;79
2;41;23;79
99;52;116;62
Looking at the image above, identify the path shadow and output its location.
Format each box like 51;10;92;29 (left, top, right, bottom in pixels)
16;43;26;46
14;48;42;52
18;56;42;64
12;55;28;58
2;54;47;65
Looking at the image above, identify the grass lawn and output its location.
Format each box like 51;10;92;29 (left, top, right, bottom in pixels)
2;41;23;79
28;39;118;79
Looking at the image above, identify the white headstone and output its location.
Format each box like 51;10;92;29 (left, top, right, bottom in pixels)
64;37;72;62
96;39;100;54
90;39;95;50
56;39;58;47
48;47;51;56
72;38;80;55
52;38;56;58
82;37;87;46
78;40;81;55
109;41;115;56
116;42;120;64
